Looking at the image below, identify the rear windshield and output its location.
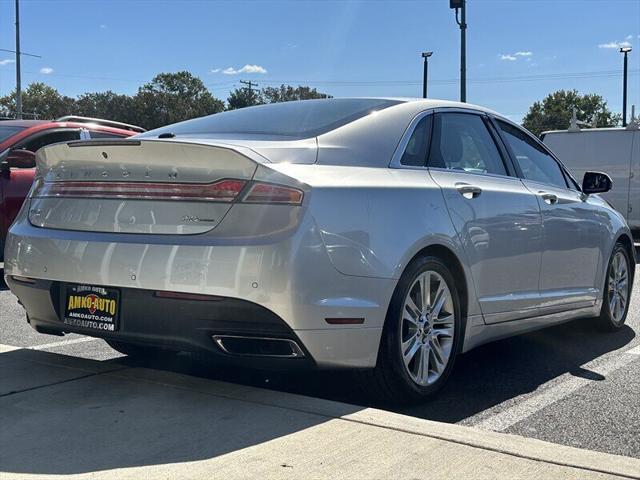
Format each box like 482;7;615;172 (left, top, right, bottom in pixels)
140;99;403;139
0;125;26;143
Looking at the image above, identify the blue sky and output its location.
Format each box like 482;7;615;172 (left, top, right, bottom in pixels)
0;0;638;122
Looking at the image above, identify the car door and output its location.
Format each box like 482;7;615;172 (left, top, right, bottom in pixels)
495;119;607;311
427;111;544;323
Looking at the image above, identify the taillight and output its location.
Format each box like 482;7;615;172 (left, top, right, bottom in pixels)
35;179;247;202
33;179;303;205
242;182;304;205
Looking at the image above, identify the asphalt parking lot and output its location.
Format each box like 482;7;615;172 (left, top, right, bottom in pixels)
2;252;640;460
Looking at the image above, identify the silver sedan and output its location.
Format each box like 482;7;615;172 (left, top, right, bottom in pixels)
4;98;635;402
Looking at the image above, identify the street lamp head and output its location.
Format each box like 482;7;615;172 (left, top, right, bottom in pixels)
620;46;632;54
422;51;434;58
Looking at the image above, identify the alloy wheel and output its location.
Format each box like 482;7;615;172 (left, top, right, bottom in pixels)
608;250;629;323
400;270;455;386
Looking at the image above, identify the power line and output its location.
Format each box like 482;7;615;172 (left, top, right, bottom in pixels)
225;69;639;88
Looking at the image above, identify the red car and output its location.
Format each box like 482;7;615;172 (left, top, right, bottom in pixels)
0;116;143;261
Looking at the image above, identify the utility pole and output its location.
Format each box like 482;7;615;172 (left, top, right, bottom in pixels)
421;51;433;98
450;0;467;103
620;46;632;127
15;0;22;119
239;80;258;95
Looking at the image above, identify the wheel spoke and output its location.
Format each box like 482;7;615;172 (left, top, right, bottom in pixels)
417;344;430;384
403;335;421;367
610;294;618;318
419;273;431;312
430;337;445;374
431;283;447;318
405;297;421;323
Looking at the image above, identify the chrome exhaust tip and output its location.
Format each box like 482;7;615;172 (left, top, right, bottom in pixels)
212;335;305;358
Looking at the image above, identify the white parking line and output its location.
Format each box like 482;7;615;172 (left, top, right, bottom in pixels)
0;337;98;354
474;346;640;432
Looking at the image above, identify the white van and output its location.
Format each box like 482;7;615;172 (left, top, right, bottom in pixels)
543;126;640;230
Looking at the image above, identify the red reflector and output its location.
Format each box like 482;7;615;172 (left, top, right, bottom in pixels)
154;291;224;301
38;179;247;202
243;182;303;205
325;318;365;325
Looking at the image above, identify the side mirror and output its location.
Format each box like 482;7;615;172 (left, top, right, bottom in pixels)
582;171;612;195
6;149;36;169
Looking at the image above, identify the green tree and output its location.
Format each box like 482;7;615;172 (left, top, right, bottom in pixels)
74;91;138;125
262;84;331;103
226;87;264;110
522;90;620;136
0;82;75;119
133;71;224;129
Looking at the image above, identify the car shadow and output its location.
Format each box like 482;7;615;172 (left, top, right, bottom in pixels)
124;314;634;424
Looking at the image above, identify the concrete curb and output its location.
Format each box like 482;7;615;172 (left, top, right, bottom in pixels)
109;367;640;479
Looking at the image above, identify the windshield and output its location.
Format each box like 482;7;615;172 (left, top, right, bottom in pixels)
0;125;26;143
140;98;402;139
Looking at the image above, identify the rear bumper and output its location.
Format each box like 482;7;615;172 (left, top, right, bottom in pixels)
6;276;320;370
4;215;395;368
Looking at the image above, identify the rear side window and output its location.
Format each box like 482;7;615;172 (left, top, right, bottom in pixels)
401;115;432;167
18;130;81;153
428;113;507;176
89;131;127;139
497;120;567;188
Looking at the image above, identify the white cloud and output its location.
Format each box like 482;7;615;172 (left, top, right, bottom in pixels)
39;67;54;74
210;68;221;73
0;59;15;66
222;64;268;75
599;40;632;49
500;51;533;61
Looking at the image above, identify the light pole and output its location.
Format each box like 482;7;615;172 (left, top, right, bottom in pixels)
449;0;467;102
422;51;433;98
15;0;22;119
620;46;632;127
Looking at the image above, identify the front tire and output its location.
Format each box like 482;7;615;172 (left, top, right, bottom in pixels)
361;255;464;404
594;243;632;331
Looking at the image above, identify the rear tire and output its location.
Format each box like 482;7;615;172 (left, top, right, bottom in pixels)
105;340;177;359
359;255;464;404
594;243;632;332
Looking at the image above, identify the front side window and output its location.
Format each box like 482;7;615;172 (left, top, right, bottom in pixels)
428;113;507;176
497;120;567;188
400;115;432;167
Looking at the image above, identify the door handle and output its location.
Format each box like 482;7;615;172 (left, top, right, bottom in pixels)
539;192;558;205
455;183;482;199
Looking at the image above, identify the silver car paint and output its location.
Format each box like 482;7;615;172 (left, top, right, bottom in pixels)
4;98;634;368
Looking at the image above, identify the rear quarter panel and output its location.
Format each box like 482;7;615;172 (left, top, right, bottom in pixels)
267;163;482;317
